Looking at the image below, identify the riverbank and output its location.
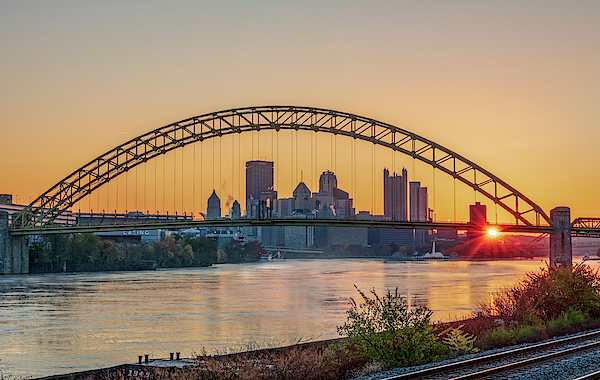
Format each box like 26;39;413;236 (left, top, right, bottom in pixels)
3;259;596;378
30;318;600;380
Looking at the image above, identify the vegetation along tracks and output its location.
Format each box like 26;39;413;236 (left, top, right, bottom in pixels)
376;328;600;380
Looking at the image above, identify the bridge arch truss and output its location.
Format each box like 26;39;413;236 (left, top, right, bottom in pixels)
11;106;551;229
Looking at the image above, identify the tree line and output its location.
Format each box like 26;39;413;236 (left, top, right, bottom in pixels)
29;233;218;273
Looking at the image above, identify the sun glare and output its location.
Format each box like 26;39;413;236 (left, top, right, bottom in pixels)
486;227;499;238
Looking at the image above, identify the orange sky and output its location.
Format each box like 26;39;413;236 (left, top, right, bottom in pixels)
1;1;599;222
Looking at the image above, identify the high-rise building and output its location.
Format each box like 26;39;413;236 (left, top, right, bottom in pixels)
469;202;487;225
409;182;428;222
319;170;337;193
246;160;277;217
246;160;275;201
229;200;241;219
383;168;408;221
207;190;221;220
410;182;429;249
293;182;313;212
312;170;354;219
467;201;487;242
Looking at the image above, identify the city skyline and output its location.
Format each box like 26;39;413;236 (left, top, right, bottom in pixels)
1;1;598;221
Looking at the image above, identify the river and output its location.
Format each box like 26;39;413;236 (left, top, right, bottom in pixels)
1;258;594;377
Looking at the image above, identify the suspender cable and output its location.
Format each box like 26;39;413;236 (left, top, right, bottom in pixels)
432;165;436;222
154;157;157;214
193;142;196;217
276;129;279;196
292;131;298;186
238;132;241;207
219;134;222;207
308;131;316;189
182;145;185;213
200;142;203;218
453;177;456;223
212;137;215;193
474;170;477;204
330;132;333;172
107;176;109;214
350;129;358;208
291;130;294;191
174;149;177;214
163;154;166;213
372;142;375;215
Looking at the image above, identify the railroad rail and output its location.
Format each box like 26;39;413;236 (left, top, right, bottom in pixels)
379;329;600;380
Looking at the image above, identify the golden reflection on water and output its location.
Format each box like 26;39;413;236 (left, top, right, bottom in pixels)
2;258;598;377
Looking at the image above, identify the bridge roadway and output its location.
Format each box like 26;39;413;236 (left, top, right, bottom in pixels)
8;218;559;236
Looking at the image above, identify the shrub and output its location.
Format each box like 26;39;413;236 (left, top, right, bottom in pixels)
335;286;447;368
480;263;600;325
195;346;340;380
441;325;479;355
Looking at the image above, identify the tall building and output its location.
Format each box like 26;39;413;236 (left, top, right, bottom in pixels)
293;182;313;212
312;170;354;219
383;168;408;221
410;181;429;249
409;182;428;222
246;160;276;201
467;201;487;242
319;170;337;193
246;160;276;217
207;190;221;220
469;202;487;225
229;200;241;219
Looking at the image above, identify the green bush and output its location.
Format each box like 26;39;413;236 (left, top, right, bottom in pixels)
481;263;600;325
441;325;479;354
335;286;447;368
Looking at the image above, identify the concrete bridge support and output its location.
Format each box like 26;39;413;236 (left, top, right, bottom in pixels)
0;211;29;274
550;206;572;269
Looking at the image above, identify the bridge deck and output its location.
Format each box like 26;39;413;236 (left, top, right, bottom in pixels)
9;218;558;236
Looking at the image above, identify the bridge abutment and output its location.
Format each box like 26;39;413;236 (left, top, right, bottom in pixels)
0;211;29;274
0;211;8;274
550;206;572;269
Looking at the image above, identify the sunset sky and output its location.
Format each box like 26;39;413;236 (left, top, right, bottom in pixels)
1;1;599;222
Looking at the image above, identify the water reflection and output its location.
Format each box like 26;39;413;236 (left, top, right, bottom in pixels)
2;258;596;377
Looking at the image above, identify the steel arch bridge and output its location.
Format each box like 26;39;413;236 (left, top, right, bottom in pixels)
10;105;551;231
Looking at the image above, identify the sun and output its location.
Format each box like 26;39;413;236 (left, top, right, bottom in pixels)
486;227;499;238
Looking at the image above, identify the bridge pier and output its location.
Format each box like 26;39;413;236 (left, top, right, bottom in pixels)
550;207;572;269
0;211;29;274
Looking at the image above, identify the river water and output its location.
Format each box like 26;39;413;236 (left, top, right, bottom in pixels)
1;258;594;377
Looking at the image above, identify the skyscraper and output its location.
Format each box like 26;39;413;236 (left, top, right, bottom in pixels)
246;160;277;217
319;170;337;193
469;202;487;225
246;160;275;201
383;168;408;221
409;181;428;222
410;181;429;248
207;190;221;220
229;200;241;219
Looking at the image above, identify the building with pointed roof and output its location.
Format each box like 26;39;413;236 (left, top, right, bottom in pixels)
293;182;313;213
207;190;221;220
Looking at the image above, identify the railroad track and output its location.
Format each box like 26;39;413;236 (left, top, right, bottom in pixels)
375;329;600;380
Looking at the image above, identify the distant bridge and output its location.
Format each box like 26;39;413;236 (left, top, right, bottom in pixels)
2;106;598;274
